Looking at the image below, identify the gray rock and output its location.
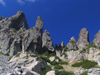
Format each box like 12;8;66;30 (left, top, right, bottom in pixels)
67;37;77;50
9;52;46;73
0;11;28;30
88;68;100;75
22;16;43;53
42;30;54;52
0;17;6;21
61;41;65;48
46;70;55;75
77;28;89;49
49;56;55;62
10;38;22;56
93;30;100;46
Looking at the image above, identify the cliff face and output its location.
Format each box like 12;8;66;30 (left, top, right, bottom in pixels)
0;11;54;56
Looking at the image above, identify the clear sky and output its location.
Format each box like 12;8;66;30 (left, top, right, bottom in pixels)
0;0;100;46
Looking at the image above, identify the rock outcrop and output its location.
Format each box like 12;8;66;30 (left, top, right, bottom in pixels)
67;37;77;50
0;11;28;30
61;41;65;48
9;52;46;73
88;68;100;75
77;28;89;49
93;30;100;46
22;16;43;53
42;30;54;52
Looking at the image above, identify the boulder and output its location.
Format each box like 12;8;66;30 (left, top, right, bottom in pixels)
9;52;46;73
46;70;55;75
22;16;43;53
67;37;77;50
42;30;54;52
77;28;89;49
49;56;55;62
93;30;100;46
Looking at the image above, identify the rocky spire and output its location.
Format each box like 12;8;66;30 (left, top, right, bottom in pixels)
22;16;43;53
42;30;54;52
67;36;77;50
61;41;65;48
77;28;89;49
0;11;29;30
93;30;100;46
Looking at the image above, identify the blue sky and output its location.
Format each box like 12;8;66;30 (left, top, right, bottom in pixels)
0;0;100;46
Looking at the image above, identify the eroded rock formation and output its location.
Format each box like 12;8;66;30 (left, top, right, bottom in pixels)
77;28;89;49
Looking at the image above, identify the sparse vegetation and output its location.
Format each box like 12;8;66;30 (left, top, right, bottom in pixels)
15;52;21;57
55;70;75;75
59;61;68;65
39;66;51;75
61;52;67;57
8;56;13;61
63;47;68;51
0;52;9;56
72;59;97;69
70;40;76;44
54;65;63;69
80;71;88;75
13;29;17;33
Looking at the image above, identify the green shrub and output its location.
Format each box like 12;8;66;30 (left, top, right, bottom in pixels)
8;56;13;61
80;71;88;75
59;61;68;65
0;52;9;56
39;66;51;75
13;29;17;33
72;60;97;69
54;65;63;69
63;47;68;51
70;40;76;44
50;61;58;65
61;52;67;57
42;51;49;56
40;56;50;62
15;53;21;57
55;70;75;75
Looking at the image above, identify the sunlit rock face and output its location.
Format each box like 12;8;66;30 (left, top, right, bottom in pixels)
93;30;100;46
77;28;89;49
67;36;77;50
42;30;54;52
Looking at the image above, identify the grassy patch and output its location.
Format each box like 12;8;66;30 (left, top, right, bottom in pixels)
54;65;63;69
0;52;9;56
55;70;75;75
72;60;97;69
59;61;68;65
8;56;13;61
39;66;51;75
80;71;88;75
15;53;21;57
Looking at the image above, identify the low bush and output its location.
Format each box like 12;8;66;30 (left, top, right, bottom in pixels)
72;60;97;69
15;53;21;57
39;66;51;75
59;61;68;65
54;65;63;69
80;71;88;75
55;70;75;75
